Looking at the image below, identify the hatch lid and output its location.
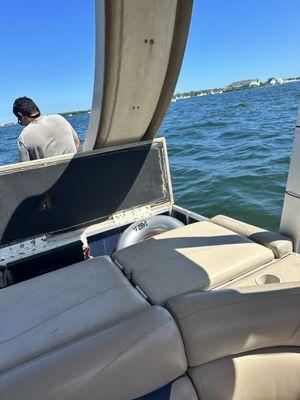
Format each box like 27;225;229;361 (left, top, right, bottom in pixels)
0;138;173;249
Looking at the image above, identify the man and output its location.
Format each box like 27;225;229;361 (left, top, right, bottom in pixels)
13;97;80;162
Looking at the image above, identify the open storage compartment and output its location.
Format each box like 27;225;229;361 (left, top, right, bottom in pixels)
0;138;182;285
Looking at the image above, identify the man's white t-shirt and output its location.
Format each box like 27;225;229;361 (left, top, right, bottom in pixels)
18;114;79;162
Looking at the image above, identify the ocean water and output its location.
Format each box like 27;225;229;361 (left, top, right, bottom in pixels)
0;82;299;231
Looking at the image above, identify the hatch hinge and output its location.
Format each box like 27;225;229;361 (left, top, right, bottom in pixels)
0;235;48;266
112;205;152;226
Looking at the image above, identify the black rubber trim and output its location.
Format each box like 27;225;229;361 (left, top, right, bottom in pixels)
285;190;300;200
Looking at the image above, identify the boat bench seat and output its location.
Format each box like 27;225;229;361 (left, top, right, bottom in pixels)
167;283;300;400
113;220;274;305
211;214;293;258
225;253;300;288
0;256;187;400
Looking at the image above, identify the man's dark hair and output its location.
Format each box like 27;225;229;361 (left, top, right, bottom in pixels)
13;97;40;117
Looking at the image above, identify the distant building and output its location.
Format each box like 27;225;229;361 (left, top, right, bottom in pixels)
249;80;261;87
225;79;261;90
267;77;284;86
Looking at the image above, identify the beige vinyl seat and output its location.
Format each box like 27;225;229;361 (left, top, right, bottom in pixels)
113;220;275;305
211;215;297;289
227;253;300;288
167;283;300;400
0;256;192;400
211;215;293;259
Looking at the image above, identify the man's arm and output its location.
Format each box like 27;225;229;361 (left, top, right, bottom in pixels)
70;126;80;149
59;115;80;150
18;139;31;162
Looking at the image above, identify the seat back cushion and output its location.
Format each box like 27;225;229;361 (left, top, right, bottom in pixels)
113;221;274;305
211;215;293;258
167;283;300;367
190;352;300;400
0;307;187;400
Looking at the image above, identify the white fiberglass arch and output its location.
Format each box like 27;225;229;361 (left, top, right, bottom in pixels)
84;0;194;151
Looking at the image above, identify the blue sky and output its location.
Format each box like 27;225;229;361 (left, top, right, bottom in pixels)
0;0;299;122
179;0;300;93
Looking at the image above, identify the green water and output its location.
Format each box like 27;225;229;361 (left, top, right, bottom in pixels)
158;82;300;231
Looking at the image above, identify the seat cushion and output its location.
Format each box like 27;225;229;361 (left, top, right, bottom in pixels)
167;283;300;367
0;256;148;373
211;214;293;258
0;306;187;400
113;221;274;304
227;254;300;288
190;352;300;400
169;376;198;400
136;376;198;400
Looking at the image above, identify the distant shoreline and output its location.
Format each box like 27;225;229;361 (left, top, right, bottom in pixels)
0;110;91;127
1;78;299;125
59;110;91;118
172;77;300;102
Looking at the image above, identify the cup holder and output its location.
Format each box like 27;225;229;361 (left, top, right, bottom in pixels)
255;273;282;286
